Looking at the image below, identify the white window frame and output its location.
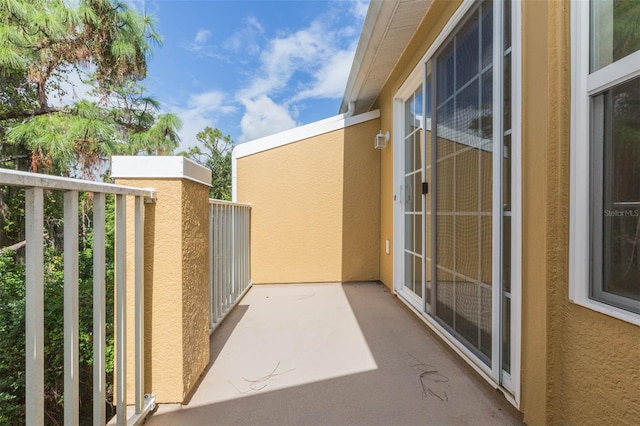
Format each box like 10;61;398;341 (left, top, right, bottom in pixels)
569;0;640;325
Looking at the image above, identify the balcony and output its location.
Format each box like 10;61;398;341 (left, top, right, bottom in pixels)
148;282;522;425
0;157;522;425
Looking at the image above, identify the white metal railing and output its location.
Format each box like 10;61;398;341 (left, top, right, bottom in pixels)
209;199;251;330
0;168;155;426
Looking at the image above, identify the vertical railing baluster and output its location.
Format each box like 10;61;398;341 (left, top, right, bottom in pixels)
246;207;249;291
214;204;218;322
0;169;158;426
241;207;244;293
93;193;106;426
215;204;218;322
208;201;251;331
244;207;248;292
215;204;220;322
238;207;242;297
25;187;44;425
232;206;236;302
239;207;244;294
217;204;220;320
218;204;222;318
221;205;225;313
242;207;249;291
224;206;229;312
218;204;222;316
64;190;80;425
229;206;233;310
209;204;214;328
134;196;144;414
115;194;127;425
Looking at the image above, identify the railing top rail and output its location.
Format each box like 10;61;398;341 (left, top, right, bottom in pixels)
209;198;252;208
0;168;155;199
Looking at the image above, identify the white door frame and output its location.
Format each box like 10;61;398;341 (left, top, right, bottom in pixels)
393;71;424;313
391;0;522;408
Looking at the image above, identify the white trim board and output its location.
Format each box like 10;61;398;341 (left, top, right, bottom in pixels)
233;110;381;159
111;155;212;187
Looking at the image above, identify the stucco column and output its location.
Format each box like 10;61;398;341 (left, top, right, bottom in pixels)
112;156;211;404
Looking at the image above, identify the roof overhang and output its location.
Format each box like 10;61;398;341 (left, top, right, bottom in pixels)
339;0;432;115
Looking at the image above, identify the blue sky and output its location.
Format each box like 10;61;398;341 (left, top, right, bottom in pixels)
129;0;369;151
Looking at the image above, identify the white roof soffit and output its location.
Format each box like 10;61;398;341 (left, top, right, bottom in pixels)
340;0;432;115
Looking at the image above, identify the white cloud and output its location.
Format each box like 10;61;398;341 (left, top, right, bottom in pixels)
291;47;356;102
185;28;228;61
194;29;212;45
235;14;360;142
175;1;367;144
224;16;264;55
239;95;297;142
239;20;327;99
350;0;370;21
168;90;237;151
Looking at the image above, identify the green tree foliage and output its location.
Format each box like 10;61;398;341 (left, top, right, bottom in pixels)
0;248;25;422
0;0;181;176
181;126;235;200
613;0;640;60
0;0;179;423
0;192;117;425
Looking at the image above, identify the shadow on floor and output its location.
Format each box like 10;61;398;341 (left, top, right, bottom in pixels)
147;282;523;426
182;304;250;406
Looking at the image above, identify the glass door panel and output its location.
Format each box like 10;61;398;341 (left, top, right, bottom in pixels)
425;63;433;309
501;0;513;384
433;2;494;365
403;86;424;301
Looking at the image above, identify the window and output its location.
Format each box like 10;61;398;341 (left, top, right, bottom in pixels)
571;0;640;321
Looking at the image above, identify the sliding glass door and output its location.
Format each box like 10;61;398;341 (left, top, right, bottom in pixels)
395;0;516;394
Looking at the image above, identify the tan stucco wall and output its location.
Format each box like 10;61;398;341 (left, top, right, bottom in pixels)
521;1;640;424
180;179;210;400
118;178;210;404
373;0;639;424
520;1;551;422
236;119;380;284
342;120;381;281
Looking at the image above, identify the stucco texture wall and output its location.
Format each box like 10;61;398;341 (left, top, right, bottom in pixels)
342;120;381;281
521;1;640;425
371;0;639;424
117;178;210;404
180;179;210;400
236;118;380;284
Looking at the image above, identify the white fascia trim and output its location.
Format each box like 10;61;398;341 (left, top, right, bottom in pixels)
339;0;390;114
232;109;381;201
111;155;212;187
233;110;381;160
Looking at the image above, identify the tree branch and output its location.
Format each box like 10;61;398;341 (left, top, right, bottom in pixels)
0;240;26;253
0;107;63;121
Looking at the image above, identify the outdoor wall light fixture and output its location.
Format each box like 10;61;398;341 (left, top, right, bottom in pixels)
375;131;389;149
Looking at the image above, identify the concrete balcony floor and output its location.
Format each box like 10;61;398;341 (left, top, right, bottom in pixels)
147;282;523;426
